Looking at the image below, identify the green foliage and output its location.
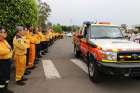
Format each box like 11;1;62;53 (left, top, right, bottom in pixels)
38;1;51;30
61;25;72;32
0;0;38;44
61;25;80;32
53;24;63;33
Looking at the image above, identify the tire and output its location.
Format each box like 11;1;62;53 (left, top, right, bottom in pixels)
74;45;80;58
88;54;102;83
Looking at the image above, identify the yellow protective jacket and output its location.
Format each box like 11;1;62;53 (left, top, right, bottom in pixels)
38;32;45;42
29;32;37;44
28;33;37;68
43;34;48;42
34;34;41;44
48;31;53;40
45;33;49;42
52;32;55;39
24;35;30;48
0;40;13;59
13;35;28;55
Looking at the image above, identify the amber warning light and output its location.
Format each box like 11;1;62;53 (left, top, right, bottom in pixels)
97;22;111;24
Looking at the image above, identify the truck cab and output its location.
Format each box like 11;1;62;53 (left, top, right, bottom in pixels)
73;21;140;83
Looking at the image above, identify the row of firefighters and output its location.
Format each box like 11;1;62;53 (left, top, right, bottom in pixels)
0;26;63;93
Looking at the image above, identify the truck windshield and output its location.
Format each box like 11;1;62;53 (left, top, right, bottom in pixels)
90;26;124;39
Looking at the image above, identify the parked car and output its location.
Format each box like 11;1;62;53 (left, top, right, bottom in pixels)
66;32;72;37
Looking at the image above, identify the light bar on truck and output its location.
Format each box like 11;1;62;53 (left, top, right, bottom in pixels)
96;22;111;24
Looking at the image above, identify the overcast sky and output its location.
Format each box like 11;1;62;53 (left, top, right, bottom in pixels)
42;0;140;26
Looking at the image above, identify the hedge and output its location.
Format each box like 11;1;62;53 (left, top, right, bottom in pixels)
0;0;38;44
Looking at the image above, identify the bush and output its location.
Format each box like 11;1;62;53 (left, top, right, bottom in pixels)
0;0;38;45
53;24;63;33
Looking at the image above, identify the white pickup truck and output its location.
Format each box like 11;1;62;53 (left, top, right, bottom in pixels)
73;22;140;82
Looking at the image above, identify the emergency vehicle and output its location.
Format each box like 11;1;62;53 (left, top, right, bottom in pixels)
73;21;140;83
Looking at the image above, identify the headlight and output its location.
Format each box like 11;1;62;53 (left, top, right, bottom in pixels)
102;51;117;61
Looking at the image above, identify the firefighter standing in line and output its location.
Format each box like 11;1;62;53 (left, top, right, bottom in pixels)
28;27;38;69
37;28;45;55
60;32;64;39
0;27;13;93
41;30;48;55
44;30;49;53
48;27;53;46
33;27;41;64
23;27;31;75
13;26;28;86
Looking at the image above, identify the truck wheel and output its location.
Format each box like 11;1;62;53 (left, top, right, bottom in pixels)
74;46;80;58
88;55;102;83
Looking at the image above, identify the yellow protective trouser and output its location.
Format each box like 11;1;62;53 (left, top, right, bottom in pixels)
14;54;26;81
28;44;35;68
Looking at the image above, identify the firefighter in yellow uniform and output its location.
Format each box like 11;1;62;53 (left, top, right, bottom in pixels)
28;28;38;69
57;33;59;39
38;28;49;55
51;32;55;42
41;31;48;55
23;27;32;75
54;32;57;41
13;26;28;86
33;27;41;63
47;31;51;46
57;33;60;39
48;28;53;46
60;32;64;39
52;32;56;43
44;31;49;53
0;27;13;93
37;30;44;54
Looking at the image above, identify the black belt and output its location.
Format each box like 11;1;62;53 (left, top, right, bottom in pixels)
0;59;11;62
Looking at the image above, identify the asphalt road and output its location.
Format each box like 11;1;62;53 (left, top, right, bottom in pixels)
9;37;140;93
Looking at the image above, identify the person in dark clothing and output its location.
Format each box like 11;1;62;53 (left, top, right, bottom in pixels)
0;27;14;93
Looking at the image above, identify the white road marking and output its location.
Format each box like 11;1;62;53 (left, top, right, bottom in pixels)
42;60;61;79
70;59;88;74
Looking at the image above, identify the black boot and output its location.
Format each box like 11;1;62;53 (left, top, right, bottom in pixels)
16;81;26;86
21;77;28;81
24;69;31;75
35;59;40;64
41;51;46;55
44;49;48;53
28;65;36;70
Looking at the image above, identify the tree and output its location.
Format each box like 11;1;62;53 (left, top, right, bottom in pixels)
61;25;80;32
61;25;72;32
53;24;63;33
38;1;51;30
0;0;38;44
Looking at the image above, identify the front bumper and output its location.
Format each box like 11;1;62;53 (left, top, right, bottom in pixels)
96;61;140;77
